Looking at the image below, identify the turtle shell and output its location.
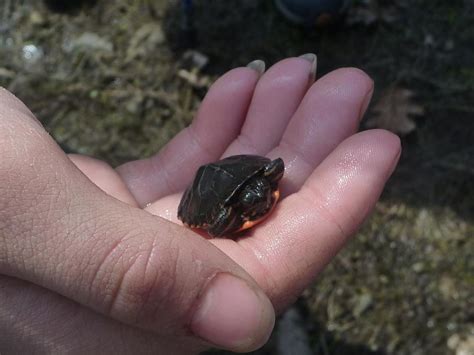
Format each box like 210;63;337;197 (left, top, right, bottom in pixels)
178;155;277;229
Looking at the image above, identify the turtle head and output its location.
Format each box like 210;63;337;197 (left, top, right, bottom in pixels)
264;158;284;186
238;177;273;218
209;177;275;237
238;158;284;223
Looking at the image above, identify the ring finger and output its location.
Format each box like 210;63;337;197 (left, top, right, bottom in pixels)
268;67;374;196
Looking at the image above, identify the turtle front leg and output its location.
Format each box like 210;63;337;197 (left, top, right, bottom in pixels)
208;206;243;237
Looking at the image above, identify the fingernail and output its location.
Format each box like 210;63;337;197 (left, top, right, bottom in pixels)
359;84;374;120
389;138;402;176
299;53;317;82
246;59;266;77
191;273;275;352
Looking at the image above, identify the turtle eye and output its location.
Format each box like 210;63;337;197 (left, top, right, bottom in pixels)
240;189;259;207
239;178;271;208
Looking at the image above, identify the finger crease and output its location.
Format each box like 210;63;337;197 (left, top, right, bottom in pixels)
235;133;259;154
187;126;215;162
151;154;179;194
89;232;134;311
280;139;315;169
299;185;347;239
236;241;280;300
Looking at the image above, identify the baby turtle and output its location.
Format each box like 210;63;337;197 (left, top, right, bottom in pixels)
178;155;284;238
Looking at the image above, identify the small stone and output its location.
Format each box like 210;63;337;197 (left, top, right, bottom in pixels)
22;44;44;64
412;262;424;273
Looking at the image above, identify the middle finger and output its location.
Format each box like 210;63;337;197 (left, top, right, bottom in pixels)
223;55;317;157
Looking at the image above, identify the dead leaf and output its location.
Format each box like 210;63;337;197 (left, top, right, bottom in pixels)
177;69;211;89
366;87;425;135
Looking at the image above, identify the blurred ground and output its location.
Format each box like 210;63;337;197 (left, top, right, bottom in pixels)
0;0;472;354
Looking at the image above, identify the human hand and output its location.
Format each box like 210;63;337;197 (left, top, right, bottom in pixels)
0;56;400;354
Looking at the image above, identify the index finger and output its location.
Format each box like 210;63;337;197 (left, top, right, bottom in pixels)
116;67;260;206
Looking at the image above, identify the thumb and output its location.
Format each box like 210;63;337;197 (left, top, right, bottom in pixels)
0;89;274;352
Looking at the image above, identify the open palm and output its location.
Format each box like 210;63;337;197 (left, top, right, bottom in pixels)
0;57;400;354
115;56;400;306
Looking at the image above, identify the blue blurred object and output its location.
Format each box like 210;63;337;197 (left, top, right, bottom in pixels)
182;0;193;13
181;0;195;47
275;0;351;26
182;0;193;29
